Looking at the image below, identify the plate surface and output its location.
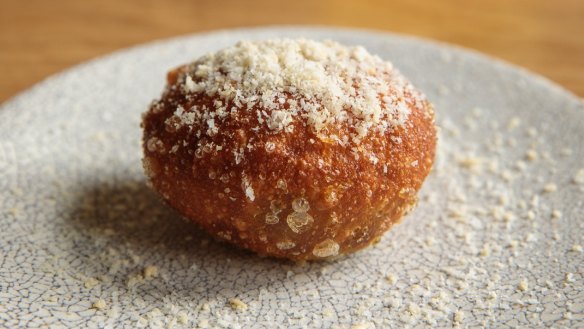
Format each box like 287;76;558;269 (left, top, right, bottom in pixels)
1;27;583;328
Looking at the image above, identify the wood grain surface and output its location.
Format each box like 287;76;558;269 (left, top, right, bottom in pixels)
1;0;583;102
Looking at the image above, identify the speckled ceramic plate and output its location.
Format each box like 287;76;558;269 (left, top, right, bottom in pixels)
1;27;583;328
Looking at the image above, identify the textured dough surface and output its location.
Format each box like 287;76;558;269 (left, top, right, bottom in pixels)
141;39;436;260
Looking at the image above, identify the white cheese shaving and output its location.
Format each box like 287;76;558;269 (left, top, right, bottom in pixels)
179;39;422;144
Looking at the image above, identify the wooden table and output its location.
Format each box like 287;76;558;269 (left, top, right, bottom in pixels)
1;0;583;102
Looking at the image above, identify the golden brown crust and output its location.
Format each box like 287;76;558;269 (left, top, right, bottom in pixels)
142;42;436;261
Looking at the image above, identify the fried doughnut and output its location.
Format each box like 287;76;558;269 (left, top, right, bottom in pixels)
141;39;436;260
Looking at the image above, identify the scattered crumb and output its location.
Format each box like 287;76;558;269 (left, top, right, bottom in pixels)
323;308;334;317
228;298;248;311
424;237;434;247
127;266;159;287
507;117;521;130
517;279;529;292
406;302;421;317
500;170;514;182
542;183;557;193
525;149;538;161
177;311;189;325
410;284;422;295
198;319;210;328
453;310;464;326
574;169;584;185
84;277;100;289
143;265;159;279
127;273;144;287
570;244;583;253
564;273;575;284
503;211;515;223
9;207;20;217
385;273;398;285
166;318;177;329
524;233;537;243
351;322;375;329
457;156;482;171
551;210;562;219
92;299;107;310
508;240;519;250
531;195;540;207
515;161;527;171
486;291;497;302
479;245;490;257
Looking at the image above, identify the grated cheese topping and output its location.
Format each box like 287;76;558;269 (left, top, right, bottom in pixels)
177;39;423;144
